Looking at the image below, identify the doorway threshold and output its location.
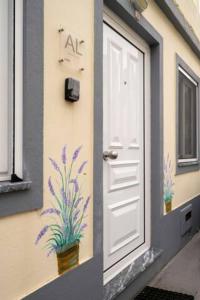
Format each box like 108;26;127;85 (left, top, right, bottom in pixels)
103;247;163;300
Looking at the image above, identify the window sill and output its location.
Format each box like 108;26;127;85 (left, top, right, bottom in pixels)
176;161;200;175
178;161;199;167
0;180;32;194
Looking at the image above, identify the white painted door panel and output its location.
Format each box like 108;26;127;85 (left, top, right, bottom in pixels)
103;23;145;270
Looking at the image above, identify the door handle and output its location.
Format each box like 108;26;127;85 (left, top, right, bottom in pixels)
103;150;118;161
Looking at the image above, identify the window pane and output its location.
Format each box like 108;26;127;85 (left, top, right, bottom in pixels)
0;0;12;180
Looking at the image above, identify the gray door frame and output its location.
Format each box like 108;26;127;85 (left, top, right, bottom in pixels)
103;0;164;246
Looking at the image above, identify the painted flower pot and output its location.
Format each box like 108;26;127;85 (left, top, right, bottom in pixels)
35;146;90;277
165;201;172;213
57;243;79;275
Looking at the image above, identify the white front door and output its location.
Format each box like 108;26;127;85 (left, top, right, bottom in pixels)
103;21;150;273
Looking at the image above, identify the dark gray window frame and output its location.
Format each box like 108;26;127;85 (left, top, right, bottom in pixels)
176;54;200;175
0;0;43;218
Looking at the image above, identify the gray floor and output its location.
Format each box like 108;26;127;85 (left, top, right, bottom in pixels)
150;232;200;299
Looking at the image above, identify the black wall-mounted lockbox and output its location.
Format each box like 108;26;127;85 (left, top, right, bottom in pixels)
65;78;80;102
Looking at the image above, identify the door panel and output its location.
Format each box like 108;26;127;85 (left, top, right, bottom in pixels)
108;197;140;255
103;23;145;270
108;161;140;192
107;40;123;149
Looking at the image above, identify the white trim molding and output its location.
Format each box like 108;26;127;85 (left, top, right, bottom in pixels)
0;0;23;181
14;0;23;179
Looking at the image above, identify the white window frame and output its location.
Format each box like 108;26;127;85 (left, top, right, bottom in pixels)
0;0;12;181
178;66;199;165
14;0;23;179
0;0;23;182
178;66;198;87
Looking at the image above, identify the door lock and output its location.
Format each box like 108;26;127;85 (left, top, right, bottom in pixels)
103;150;118;161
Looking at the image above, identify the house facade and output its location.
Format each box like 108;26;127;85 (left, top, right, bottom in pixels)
0;1;200;299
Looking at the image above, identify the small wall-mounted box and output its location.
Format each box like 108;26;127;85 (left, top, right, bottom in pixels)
65;78;80;102
180;204;192;236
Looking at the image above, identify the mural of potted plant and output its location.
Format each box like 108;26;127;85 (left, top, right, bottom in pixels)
164;154;174;214
35;145;90;275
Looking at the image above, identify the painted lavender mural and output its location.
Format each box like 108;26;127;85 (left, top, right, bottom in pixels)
35;145;90;275
164;154;174;213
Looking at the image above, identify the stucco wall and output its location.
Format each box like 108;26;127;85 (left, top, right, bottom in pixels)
0;1;94;299
174;0;200;41
1;1;200;299
144;1;200;212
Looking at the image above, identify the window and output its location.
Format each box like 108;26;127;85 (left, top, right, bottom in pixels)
177;59;200;173
0;0;23;182
178;67;198;162
0;0;43;217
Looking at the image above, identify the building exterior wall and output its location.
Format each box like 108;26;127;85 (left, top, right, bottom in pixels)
0;1;200;300
143;0;200;212
43;0;94;266
0;1;94;300
175;0;200;41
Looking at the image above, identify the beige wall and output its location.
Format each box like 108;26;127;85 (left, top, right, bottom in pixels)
174;0;200;41
144;1;200;212
1;1;200;299
0;1;94;299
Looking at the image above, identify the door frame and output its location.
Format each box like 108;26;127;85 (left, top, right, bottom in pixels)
103;7;151;284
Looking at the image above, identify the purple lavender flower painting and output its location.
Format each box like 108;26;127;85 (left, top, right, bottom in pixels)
164;154;175;214
35;145;90;275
